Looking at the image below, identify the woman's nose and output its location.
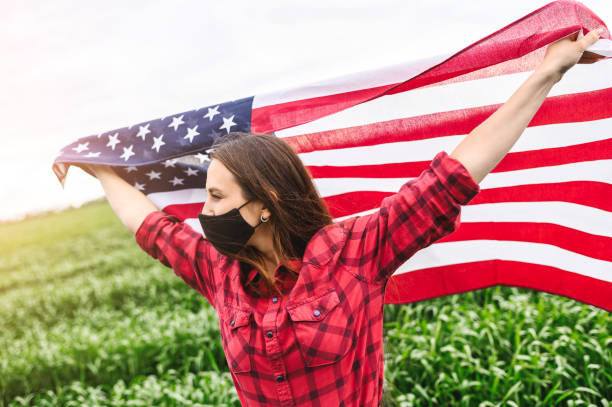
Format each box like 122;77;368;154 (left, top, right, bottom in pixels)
202;201;214;216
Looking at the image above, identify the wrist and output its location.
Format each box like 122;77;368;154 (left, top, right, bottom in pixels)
533;64;563;85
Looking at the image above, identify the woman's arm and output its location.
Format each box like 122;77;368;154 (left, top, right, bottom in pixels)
86;164;158;234
450;28;604;184
82;164;218;304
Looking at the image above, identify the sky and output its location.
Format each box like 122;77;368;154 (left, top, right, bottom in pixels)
1;0;611;222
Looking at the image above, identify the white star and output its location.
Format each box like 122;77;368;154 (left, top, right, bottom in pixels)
169;176;184;186
134;182;146;191
168;115;185;131
146;170;161;180
85;152;100;158
163;159;177;168
107;133;120;150
120;145;135;161
219;115;236;133
125;166;138;173
184;126;200;143
203;105;220;121
151;134;165;153
136;124;151;140
185;167;199;176
72;142;89;153
194;152;209;164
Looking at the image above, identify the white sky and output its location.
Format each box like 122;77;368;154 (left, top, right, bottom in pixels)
1;0;610;222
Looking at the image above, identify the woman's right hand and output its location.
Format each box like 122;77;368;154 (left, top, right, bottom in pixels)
78;163;115;179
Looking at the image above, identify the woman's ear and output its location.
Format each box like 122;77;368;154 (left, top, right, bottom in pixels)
261;190;277;221
261;207;272;221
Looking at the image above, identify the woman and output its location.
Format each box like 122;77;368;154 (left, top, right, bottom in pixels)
83;29;604;406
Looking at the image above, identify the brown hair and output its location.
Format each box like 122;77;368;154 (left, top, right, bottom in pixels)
208;132;333;295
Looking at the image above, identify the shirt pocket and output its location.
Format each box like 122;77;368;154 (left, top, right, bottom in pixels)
219;305;253;373
286;289;355;368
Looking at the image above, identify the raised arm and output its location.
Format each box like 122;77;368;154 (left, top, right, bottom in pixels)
82;163;218;305
85;164;158;234
450;28;604;184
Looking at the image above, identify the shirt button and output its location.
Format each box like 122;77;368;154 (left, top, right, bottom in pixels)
276;374;284;382
272;297;278;303
266;330;273;338
313;309;321;317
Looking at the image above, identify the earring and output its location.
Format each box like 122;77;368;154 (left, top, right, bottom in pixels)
260;215;269;223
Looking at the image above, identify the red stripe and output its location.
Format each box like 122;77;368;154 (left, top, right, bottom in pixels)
162;202;203;221
252;85;394;134
284;87;612;154
383;28;580;95
161;179;611;221
439;222;612;262
470;181;612;212
384;260;612;311
306;138;612;178
323;181;612;218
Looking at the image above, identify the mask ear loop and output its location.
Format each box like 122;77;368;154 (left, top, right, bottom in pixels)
237;199;252;210
238;199;270;228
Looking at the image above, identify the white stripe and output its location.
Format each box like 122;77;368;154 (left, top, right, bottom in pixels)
297;117;612;166
391;240;612;283
461;202;612;238
334;208;379;222
588;38;612;58
479;160;612;189
312;159;612;197
314;177;407;196
277;59;612;138
332;201;610;239
147;188;207;209
252;53;451;108
184;218;204;235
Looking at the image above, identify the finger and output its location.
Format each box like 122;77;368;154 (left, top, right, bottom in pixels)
579;28;603;49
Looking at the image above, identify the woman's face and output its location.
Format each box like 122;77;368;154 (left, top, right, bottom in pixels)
201;159;264;227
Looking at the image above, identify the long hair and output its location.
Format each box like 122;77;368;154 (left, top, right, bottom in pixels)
208;132;333;295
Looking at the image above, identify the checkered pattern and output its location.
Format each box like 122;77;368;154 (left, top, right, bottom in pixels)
135;151;479;406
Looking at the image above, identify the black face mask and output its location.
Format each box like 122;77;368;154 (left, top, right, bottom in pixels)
198;200;265;256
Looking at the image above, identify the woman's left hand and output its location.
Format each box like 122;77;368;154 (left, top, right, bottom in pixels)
538;27;605;82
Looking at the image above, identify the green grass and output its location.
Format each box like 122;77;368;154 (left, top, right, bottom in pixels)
0;200;610;406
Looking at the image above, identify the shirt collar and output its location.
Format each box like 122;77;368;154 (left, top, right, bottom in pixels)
246;259;302;284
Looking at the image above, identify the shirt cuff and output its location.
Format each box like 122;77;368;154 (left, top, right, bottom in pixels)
430;151;480;205
134;210;177;254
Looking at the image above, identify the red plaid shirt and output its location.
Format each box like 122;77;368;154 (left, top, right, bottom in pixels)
135;151;479;406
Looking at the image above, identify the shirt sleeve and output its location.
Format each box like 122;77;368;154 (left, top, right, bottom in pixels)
134;210;217;305
339;151;480;283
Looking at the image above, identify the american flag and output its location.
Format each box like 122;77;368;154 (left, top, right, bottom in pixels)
53;0;611;312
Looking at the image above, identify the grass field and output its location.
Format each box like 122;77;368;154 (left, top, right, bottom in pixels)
0;200;610;406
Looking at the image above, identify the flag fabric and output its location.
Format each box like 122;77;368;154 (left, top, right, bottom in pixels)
53;0;612;312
